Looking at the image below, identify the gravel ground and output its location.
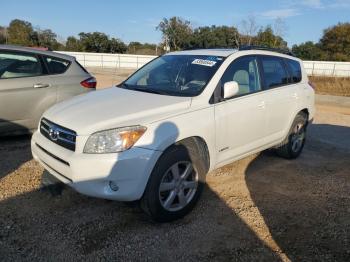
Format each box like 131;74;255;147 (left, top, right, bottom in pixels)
0;72;350;261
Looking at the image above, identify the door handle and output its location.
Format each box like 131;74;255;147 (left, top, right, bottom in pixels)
33;83;50;88
257;101;265;108
291;93;298;99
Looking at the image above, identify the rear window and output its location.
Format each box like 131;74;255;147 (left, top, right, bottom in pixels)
261;56;289;88
44;56;70;74
286;59;302;83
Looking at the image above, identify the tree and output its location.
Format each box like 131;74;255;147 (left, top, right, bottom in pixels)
0;26;6;44
320;23;350;61
238;15;259;46
7;19;34;46
109;37;127;53
255;26;287;49
273;18;287;47
37;29;59;49
65;36;82;51
78;32;110;53
292;41;325;60
29;28;60;50
157;17;192;51
65;33;127;53
127;42;159;55
189;25;239;49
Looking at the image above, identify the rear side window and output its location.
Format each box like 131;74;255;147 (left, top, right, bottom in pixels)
44;56;70;74
286;59;302;83
260;56;288;88
0;51;43;79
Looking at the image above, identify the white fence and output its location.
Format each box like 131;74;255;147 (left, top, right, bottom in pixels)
57;51;156;69
303;61;350;77
57;51;350;77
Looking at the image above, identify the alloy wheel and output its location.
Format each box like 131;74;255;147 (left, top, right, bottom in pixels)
159;161;198;212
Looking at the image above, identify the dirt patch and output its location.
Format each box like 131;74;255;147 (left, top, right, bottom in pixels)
87;67;135;88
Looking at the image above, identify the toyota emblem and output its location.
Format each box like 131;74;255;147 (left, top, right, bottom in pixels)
49;127;59;141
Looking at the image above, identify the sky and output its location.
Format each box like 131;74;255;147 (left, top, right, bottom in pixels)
1;0;350;47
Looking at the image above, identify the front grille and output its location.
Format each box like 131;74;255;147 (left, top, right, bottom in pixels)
40;118;76;151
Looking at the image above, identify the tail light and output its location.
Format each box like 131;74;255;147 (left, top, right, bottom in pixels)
80;77;97;88
308;81;316;90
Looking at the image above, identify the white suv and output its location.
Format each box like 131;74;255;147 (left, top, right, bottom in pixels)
31;48;315;222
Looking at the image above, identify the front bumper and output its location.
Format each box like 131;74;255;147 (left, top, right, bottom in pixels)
31;131;161;201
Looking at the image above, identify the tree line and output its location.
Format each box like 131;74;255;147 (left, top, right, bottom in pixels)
157;17;350;61
1;18;350;61
0;19;159;55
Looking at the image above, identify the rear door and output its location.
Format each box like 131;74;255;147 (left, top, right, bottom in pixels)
42;56;92;103
259;55;299;143
0;50;57;133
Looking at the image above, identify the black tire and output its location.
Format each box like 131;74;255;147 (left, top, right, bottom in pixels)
140;140;206;222
275;112;308;159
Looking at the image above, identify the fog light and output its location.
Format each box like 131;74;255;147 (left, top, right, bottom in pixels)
109;181;119;191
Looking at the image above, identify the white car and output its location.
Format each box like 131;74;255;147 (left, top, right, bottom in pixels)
31;47;315;222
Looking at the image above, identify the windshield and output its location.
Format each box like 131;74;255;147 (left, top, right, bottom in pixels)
121;55;224;96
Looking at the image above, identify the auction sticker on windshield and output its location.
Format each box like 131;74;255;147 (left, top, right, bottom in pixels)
192;59;217;67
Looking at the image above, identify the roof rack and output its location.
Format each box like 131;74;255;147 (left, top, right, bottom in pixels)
238;45;295;57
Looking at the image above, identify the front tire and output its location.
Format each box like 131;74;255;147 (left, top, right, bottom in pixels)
275;113;308;159
140;142;206;222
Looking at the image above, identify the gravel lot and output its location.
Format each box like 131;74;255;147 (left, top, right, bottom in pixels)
0;71;350;261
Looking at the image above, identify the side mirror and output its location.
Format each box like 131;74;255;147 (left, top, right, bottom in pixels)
223;81;239;99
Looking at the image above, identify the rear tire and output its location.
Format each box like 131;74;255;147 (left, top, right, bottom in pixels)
140;142;206;222
275;113;308;159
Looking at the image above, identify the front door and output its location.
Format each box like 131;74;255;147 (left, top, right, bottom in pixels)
214;56;267;166
0;50;56;133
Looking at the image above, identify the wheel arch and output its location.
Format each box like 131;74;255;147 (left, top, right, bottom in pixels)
164;136;211;174
297;108;310;126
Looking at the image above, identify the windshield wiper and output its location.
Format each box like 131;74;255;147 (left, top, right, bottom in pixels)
131;87;164;95
119;83;161;94
120;84;174;96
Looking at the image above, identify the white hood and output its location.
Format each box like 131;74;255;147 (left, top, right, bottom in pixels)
43;87;192;135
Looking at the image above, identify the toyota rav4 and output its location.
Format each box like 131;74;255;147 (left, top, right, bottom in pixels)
31;47;315;222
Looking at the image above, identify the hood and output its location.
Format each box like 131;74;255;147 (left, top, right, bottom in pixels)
43;87;192;135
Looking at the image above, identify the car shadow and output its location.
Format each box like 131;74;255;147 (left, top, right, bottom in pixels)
0;123;349;261
245;123;350;261
0;120;32;180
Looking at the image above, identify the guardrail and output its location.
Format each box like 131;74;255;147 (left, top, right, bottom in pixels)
57;51;350;77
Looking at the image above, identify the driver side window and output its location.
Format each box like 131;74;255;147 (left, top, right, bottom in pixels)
0;51;43;79
221;56;261;96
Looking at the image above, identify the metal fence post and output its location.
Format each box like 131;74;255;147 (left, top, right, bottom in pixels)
83;54;86;67
312;62;315;76
136;56;139;69
332;63;336;76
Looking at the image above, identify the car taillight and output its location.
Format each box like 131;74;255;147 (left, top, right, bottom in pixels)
308;81;316;89
81;77;97;88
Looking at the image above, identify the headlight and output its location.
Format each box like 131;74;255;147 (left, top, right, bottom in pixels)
84;126;147;154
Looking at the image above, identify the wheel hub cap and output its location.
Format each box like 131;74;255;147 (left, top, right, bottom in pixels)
159;161;198;212
291;122;305;153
